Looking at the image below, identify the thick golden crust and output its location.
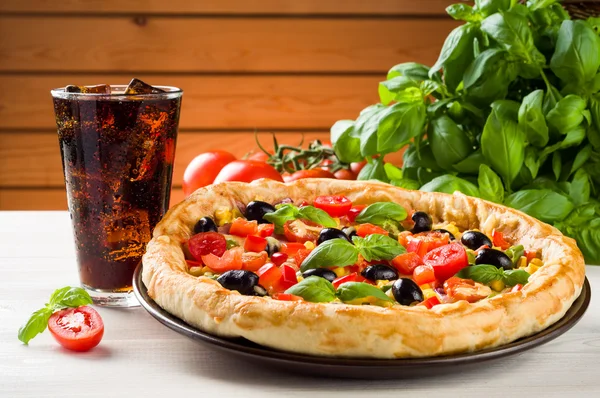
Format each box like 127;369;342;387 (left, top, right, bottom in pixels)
142;179;585;358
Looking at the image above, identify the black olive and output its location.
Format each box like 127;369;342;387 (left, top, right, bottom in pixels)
265;237;281;256
411;211;432;233
476;248;514;270
342;226;357;240
217;270;259;295
245;201;276;224
392;278;424;305
193;217;217;234
433;228;456;241
461;230;493;250
361;264;399;281
302;268;337;283
317;228;352;245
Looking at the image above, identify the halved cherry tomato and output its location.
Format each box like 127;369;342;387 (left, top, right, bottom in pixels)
420;296;441;309
214;160;284;184
279;264;298;290
356;223;389;237
283;169;335;182
492;229;511;250
406;231;450;258
241;251;268;271
201;247;243;272
257;223;275;237
271;252;288;266
525;250;537;263
313;195;352;217
511;284;524;292
347;205;367;223
244;235;267;252
293;248;312;267
423;242;469;281
413;264;436;285
272;293;303;301
391;252;423;275
334;169;356;180
48;306;104;352
257;263;283;292
280;242;306;256
332;272;367;289
230;218;258;237
188;232;227;259
182;150;236;196
283;219;321;243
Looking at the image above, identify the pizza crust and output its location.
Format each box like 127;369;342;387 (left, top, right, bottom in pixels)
142;179;585;358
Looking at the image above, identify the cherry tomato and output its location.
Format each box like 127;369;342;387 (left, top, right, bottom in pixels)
257;223;275;237
244;235;267;252
214;160;283;184
202;247;243;272
332;272;367;289
419;296;441;309
347;205;366;223
230;218;258;237
279;264;298;290
406;231;450;258
413;264;436;285
271;252;288;266
241;251;268;272
423;242;469;281
272;293;303;301
350;161;367;175
280;242;306;256
293;248;312;266
48;306;104;352
391;252;423;275
283;219;321;243
246;150;271;162
183;150;236;196
257;263;283;292
283;169;335;182
492;229;511;250
188;232;227;259
356;223;389;237
334;169;356;180
313;195;352;217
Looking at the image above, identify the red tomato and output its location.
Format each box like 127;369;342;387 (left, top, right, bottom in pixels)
214;160;283;184
183;151;236;196
202;247;243;272
332;272;368;289
185;259;203;268
334;169;356;180
406;231;450;258
257;223;274;237
188;232;227;259
271;252;288;266
356;223;389;237
350;161;367;175
423;242;469;281
272;293;303;301
241;251;268;271
257;263;283;292
230;218;258;237
397;231;413;248
391;252;423;275
283;219;321;243
347;205;366;223
283;169;335;182
293;248;312;266
313;195;352;217
280;242;306;256
246;150;271;162
420;296;441;309
279;264;298;290
413;264;436;285
525;250;537;263
244;235;267;252
48;306;104;352
492;229;511;250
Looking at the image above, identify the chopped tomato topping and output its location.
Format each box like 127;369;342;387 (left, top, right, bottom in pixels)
332;272;367;289
280;242;306;256
270;252;288;266
257;263;283;292
283;219;321;243
356;223;389;237
293;248;312;267
397;231;413;248
313;195;352;217
201;247;243;272
525;250;537;263
244;235;267;252
188;232;227;259
423;242;468;281
492;229;511;250
279;264;298;290
444;277;492;303
229;217;258;237
413;264;436;285
391;252;423;275
419;296;441;309
406;231;450;257
241;251;268;271
272;293;303;301
347;205;367;222
257;223;275;237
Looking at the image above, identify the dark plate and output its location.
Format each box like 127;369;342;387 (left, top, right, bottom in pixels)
133;264;590;379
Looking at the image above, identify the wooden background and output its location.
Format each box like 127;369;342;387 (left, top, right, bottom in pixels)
0;0;458;210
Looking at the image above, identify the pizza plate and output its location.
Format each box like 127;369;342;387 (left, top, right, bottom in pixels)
133;263;591;379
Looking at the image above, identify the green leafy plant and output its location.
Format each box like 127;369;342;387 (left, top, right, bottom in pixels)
330;0;600;264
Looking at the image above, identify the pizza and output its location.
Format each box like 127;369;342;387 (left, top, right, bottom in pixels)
141;179;585;358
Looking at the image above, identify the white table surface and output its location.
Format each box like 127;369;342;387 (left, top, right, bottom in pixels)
1;211;599;397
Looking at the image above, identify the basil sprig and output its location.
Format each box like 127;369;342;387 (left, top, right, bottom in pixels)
457;264;530;287
285;278;392;305
18;287;93;344
336;282;393;303
263;203;336;233
300;234;406;271
355;202;408;226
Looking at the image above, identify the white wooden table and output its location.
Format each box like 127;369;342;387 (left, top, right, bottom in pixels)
1;211;599;397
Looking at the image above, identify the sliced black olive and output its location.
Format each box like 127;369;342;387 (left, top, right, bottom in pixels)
245;201;276;224
433;228;456;241
217;270;259;296
265;237;281;256
342;226;357;240
302;268;337;283
461;230;492;250
193;217;218;234
361;264;399;281
476;248;514;270
317;228;352;245
392;278;424;306
411;211;432;233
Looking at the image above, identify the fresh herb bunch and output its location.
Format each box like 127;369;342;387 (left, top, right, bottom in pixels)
330;0;600;264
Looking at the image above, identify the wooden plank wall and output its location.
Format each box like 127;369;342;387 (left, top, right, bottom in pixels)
0;0;457;210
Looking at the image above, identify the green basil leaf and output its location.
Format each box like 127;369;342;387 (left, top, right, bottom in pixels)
384;163;403;181
355;202;408;226
263;204;298;232
556;203;600;264
335;282;393;304
403;143;442;171
18;307;53;345
352;104;388;157
571;144;592;176
377;102;426;154
453;150;485;175
285;276;336;303
457;264;505;284
353;234;406;262
475;0;511;17
550;20;600;85
378;76;420;106
518;90;549;147
570;168;591;207
420;174;480;198
49;286;93;310
446;4;478;22
503;269;531;287
429;115;473;170
300;239;358;272
464;48;518;104
430;24;475;76
543;84;564;115
387;62;431;81
391;178;421;191
504;189;574;223
443;25;479;93
552;152;562;181
590;94;600;136
561;126;587;148
505;245;525;266
478;164;505;203
524;147;541;179
546;95;586;134
357;157;388;182
297;206;337;228
331;120;363;163
525;176;570;196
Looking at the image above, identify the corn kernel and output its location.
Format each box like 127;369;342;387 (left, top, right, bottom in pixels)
420;284;431;291
188;267;204;277
333;267;349;278
530;258;543;267
422;289;436;300
517;256;528;269
297;276;304;282
490;280;505;292
304;241;315;250
525;263;540;275
214;209;233;226
376;280;390;289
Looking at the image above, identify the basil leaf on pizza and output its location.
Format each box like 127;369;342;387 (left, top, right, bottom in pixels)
353;234;406;262
264;204;336;233
300;239;358;271
285;276;336;303
336;282;393;304
296;206;337;228
355;202;408;226
503;269;530;287
263;204;298;232
457;264;505;284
